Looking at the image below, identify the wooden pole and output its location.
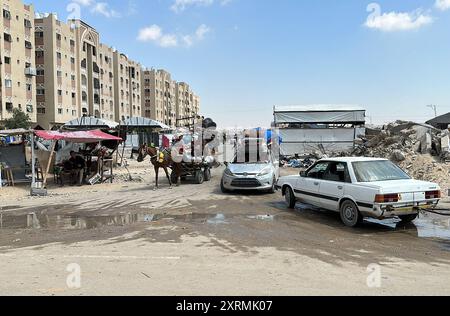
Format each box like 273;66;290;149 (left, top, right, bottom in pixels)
43;140;56;188
31;132;36;187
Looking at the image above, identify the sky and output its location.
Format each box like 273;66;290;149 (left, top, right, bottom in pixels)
30;0;450;128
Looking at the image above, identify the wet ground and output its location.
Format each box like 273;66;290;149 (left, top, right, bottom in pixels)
1;167;450;295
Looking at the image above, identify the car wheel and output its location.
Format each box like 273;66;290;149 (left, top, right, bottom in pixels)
399;214;418;223
195;171;204;184
340;200;362;227
284;187;296;209
220;179;229;193
204;168;212;182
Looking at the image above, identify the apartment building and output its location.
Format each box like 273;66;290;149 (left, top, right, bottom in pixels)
141;68;177;127
98;43;115;121
0;0;36;124
69;19;102;119
113;51;141;122
34;14;78;129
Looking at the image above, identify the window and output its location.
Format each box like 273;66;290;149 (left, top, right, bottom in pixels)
36;51;44;58
3;33;12;42
56;33;61;41
5;79;12;88
6;103;13;111
26;105;33;113
307;162;330;179
37;88;45;95
57;52;62;59
72;92;76;98
35;31;44;38
25;41;33;49
37;107;45;114
4;56;10;64
71;75;76;81
352;161;411;183
24;19;32;28
58;108;63;115
3;10;11;20
26;84;32;92
322;162;351;183
58;90;62;96
37;69;45;76
57;71;62;77
70;40;75;47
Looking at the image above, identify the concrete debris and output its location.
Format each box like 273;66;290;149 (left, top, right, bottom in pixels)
328;120;450;196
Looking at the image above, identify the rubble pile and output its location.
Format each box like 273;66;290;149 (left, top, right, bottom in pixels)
341;120;450;195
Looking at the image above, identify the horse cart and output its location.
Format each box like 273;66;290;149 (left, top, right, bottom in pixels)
171;156;215;185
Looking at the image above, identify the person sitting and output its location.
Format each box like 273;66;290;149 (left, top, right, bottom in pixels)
69;151;86;186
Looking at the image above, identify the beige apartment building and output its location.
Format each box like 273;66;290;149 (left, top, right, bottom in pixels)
98;43;115;121
0;0;36;125
141;68;177;127
1;0;200;128
69;19;102;119
113;51;141;122
34;14;78;129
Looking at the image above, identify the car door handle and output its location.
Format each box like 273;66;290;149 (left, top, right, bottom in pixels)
314;182;320;186
337;186;343;190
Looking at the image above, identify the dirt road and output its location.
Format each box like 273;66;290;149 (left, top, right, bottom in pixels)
1;164;450;296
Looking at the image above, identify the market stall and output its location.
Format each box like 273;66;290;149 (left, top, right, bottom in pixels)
34;129;122;189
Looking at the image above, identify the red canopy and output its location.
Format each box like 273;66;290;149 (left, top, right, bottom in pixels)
35;129;122;143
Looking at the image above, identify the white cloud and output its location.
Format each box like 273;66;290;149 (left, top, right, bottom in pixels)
91;2;120;18
365;10;433;32
171;0;230;13
435;0;450;11
137;25;178;47
72;0;94;6
138;24;211;48
182;24;211;46
72;0;122;18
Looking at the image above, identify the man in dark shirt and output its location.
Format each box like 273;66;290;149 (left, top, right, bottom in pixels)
69;151;86;185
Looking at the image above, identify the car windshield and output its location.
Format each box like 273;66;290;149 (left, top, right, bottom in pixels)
352;160;411;183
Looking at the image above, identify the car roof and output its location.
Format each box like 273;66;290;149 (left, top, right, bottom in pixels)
319;157;389;163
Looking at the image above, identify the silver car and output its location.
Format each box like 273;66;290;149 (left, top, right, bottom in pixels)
221;141;280;193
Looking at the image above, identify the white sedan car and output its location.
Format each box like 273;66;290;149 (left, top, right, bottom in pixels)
276;157;441;227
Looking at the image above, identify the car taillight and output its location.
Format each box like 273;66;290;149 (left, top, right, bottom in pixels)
425;190;441;199
374;194;400;203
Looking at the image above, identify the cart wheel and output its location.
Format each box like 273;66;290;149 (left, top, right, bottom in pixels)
204;168;212;182
195;170;204;184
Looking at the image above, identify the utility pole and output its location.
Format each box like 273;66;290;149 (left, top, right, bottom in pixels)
427;104;438;117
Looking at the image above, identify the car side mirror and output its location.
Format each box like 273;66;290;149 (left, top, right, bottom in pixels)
224;161;229;167
300;171;307;177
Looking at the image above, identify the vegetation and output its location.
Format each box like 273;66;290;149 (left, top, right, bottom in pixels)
3;108;32;130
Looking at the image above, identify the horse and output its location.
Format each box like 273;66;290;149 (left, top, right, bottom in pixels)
137;143;182;190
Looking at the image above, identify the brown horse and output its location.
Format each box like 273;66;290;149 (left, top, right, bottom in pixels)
137;143;182;189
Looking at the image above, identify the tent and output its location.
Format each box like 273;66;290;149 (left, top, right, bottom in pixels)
35;130;122;142
34;130;122;188
63;117;119;130
121;117;170;130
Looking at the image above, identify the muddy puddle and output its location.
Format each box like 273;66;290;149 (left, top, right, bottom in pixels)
0;210;278;231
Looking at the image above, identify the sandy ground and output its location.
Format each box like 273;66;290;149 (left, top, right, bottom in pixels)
1;159;450;296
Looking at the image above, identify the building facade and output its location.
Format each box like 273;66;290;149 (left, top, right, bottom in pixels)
98;43;115;121
34;14;78;129
0;0;36;124
141;68;181;128
1;0;200;129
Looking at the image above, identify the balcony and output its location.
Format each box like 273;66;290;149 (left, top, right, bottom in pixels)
25;67;37;76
